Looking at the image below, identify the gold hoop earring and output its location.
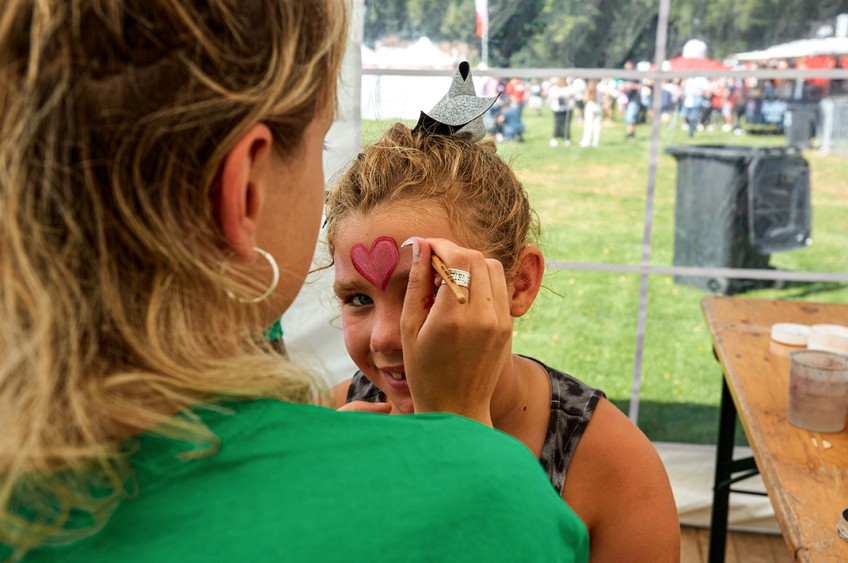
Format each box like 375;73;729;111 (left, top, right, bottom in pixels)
226;247;280;304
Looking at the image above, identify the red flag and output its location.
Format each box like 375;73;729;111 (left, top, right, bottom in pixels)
475;0;488;38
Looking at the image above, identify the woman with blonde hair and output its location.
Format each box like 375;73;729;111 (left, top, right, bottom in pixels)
0;3;588;561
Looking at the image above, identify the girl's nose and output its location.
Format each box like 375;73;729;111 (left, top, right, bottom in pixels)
370;303;403;355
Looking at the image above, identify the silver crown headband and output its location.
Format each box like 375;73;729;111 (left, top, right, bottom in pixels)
412;61;499;142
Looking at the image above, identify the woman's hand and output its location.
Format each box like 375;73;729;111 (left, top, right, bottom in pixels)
399;237;513;426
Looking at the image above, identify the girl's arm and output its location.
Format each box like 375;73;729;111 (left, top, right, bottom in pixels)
332;379;392;413
564;398;681;562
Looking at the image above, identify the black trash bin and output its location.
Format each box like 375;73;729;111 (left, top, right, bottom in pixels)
665;145;811;294
784;103;819;149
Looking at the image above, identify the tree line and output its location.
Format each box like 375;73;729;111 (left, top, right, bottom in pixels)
363;0;848;68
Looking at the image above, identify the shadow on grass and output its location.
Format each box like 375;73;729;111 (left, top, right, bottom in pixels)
715;279;847;300
697;278;845;298
610;399;750;447
765;281;847;300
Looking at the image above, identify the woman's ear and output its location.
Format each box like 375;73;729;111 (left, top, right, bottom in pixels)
509;246;545;317
213;124;274;260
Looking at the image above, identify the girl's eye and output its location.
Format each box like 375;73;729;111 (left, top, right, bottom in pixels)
346;294;373;307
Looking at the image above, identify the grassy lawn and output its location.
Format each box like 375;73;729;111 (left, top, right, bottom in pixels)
362;108;848;444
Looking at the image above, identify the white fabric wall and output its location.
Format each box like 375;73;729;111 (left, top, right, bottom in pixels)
279;1;362;386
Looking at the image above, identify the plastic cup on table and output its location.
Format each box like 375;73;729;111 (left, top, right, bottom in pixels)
787;350;848;433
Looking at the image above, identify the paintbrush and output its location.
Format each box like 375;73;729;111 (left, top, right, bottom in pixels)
431;253;467;304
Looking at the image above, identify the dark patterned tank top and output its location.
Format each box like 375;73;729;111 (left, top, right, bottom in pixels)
345;356;604;494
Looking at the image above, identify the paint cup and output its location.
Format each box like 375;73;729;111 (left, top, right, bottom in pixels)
770;322;810;346
807;324;848;355
787;350;848;433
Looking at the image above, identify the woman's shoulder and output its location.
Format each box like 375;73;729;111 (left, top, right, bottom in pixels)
179;400;592;551
39;399;591;562
202;399;544;464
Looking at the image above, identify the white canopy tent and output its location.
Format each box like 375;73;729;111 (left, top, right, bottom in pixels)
735;36;848;61
361;37;462;120
279;3;362;383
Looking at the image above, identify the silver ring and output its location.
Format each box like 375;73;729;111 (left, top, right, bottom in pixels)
445;268;470;288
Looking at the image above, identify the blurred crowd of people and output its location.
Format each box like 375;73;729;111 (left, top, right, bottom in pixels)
481;75;616;146
478;62;834;144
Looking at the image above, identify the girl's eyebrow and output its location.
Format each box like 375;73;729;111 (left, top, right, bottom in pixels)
333;270;411;295
333;279;365;295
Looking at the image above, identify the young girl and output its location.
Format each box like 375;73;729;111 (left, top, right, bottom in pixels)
325;66;680;562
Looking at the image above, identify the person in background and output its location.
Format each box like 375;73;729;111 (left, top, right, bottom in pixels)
483;96;506;141
498;94;527;142
0;4;588;562
327;70;680;561
527;78;545;115
547;77;573;146
721;78;736;132
730;79;747;134
504;77;528;103
579;80;602;147
570;77;587;121
639;79;653;124
683;75;710;138
664;78;684;129
600;77;617;121
623;61;641;140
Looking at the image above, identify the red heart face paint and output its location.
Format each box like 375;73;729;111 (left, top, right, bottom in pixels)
349;236;399;291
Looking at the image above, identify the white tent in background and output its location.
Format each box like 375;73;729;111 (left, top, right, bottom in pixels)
360;44;378;68
361;37;462;120
280;1;362;384
363;37;457;69
735;36;848;61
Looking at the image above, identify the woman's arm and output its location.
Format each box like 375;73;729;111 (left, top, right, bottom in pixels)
564;398;680;562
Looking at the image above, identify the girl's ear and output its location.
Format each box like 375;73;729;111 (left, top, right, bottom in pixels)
213;124;274;259
509;246;545;317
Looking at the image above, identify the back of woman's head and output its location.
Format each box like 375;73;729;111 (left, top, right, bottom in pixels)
0;0;347;556
325;123;539;282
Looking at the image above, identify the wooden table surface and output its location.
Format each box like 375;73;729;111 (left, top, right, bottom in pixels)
702;297;848;562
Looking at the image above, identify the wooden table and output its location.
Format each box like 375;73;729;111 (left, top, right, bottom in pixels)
702;297;848;562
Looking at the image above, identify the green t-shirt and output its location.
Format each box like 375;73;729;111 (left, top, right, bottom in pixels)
12;400;589;562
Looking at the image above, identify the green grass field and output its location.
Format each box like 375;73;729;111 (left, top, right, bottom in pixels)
362;109;848;444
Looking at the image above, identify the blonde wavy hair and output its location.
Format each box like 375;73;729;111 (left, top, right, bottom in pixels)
325;123;540;282
0;0;348;558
